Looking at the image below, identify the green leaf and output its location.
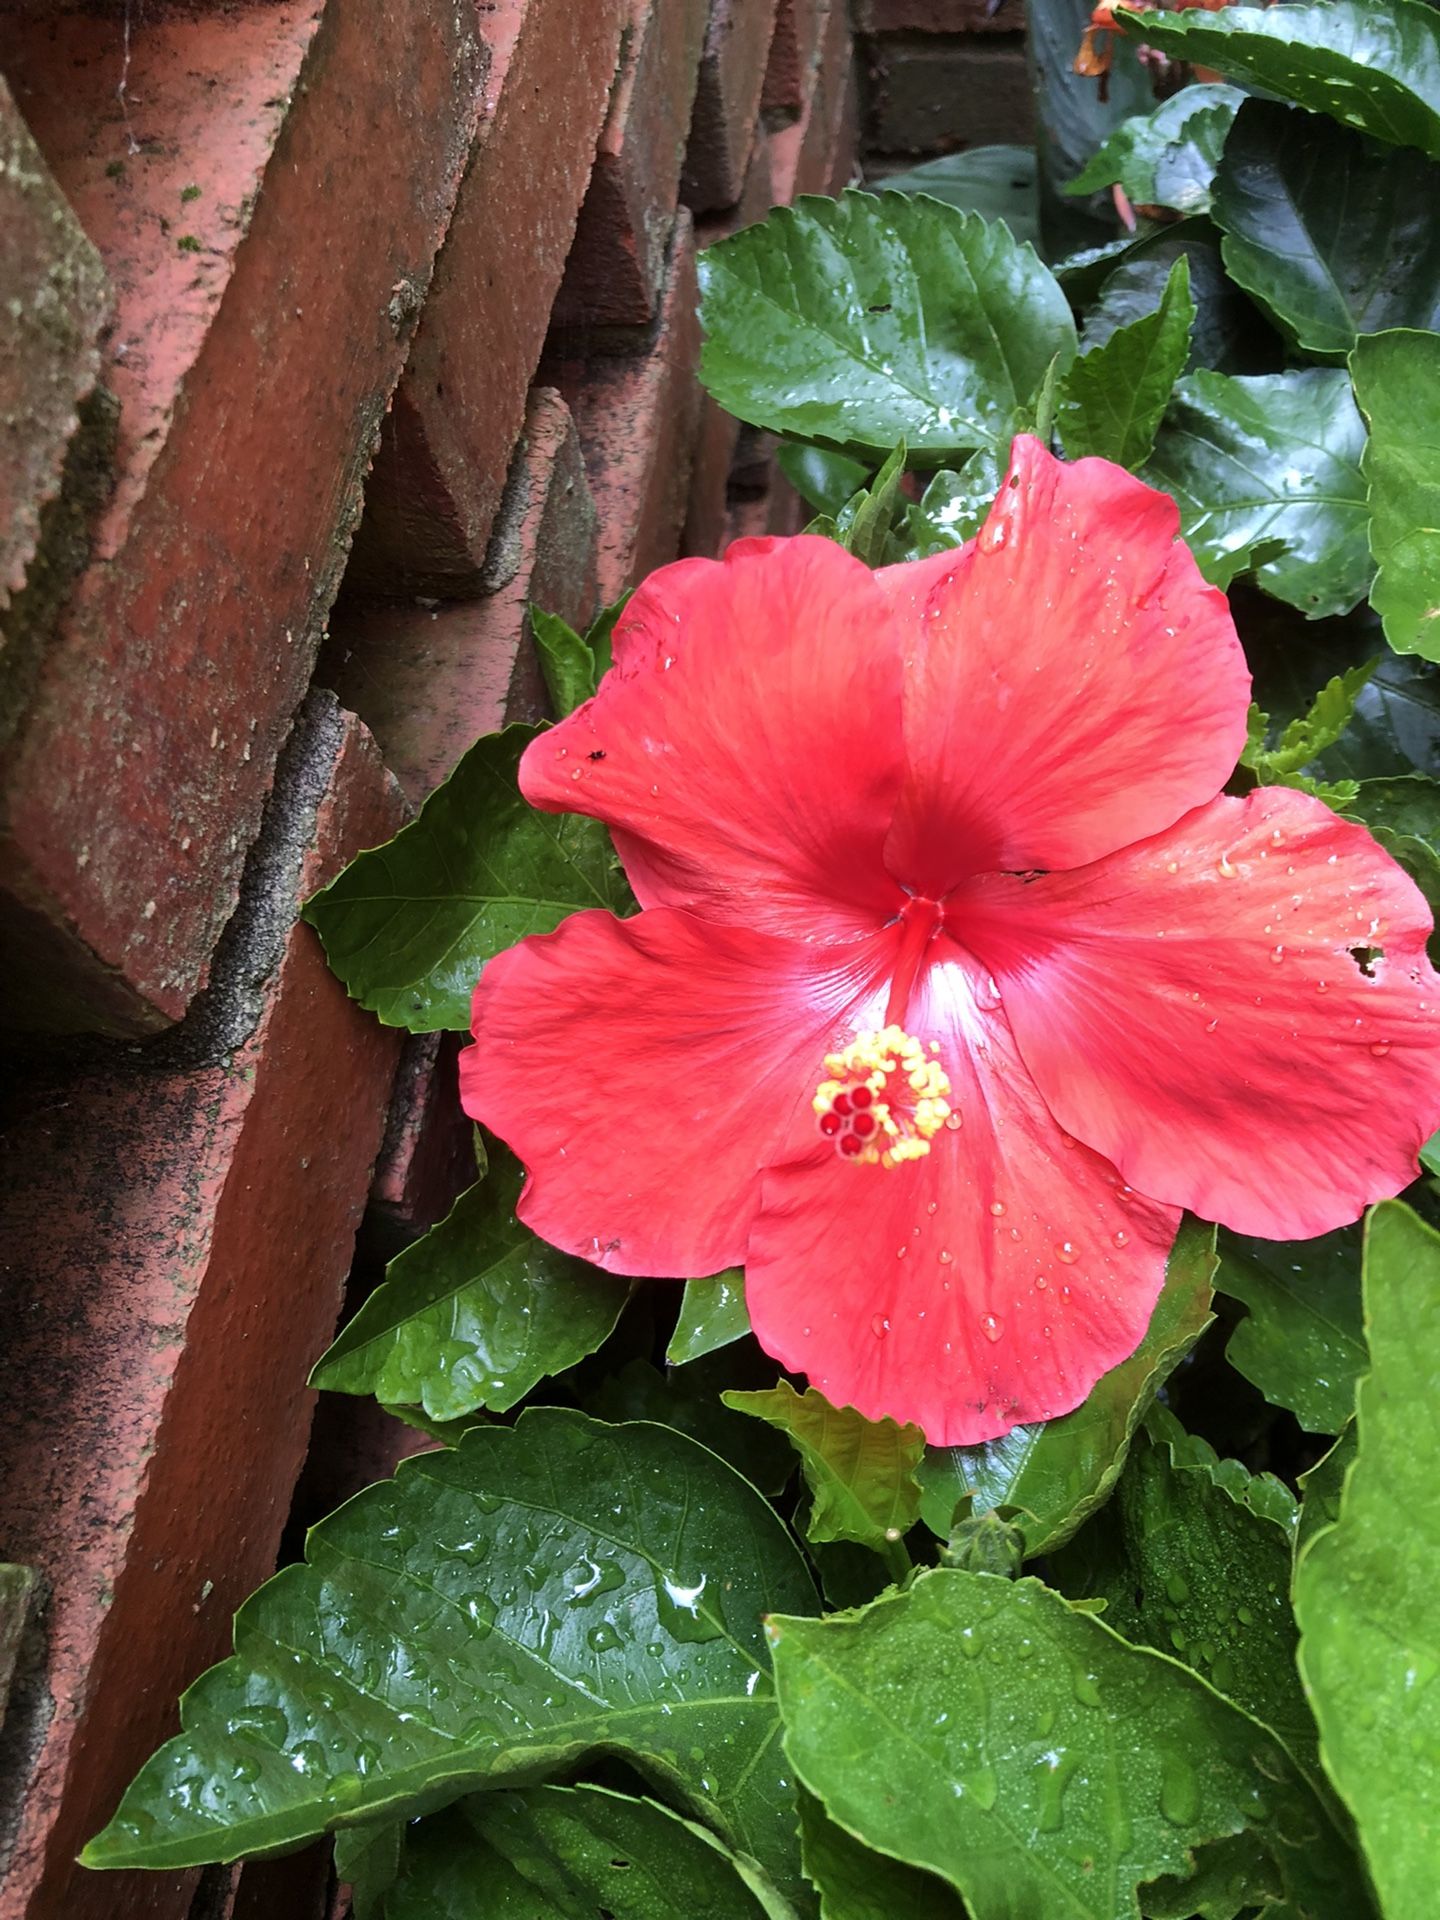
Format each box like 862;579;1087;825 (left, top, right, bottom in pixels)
1140;1830;1282;1920
796;1787;966;1920
1296;1199;1440;1920
1296;1425;1356;1559
697;188;1076;463
1214;1226;1366;1435
309;1150;631;1421
384;1786;796;1919
916;1218;1216;1555
530;608;596;719
1144;368;1372;616
303;724;633;1032
903;450;1004;556
1114;1;1440;160
1051;1428;1318;1774
721;1383;923;1554
1027;0;1157;254
770;1569;1372;1920
1311;652;1440;783
833;440;908;567
82;1410;818;1902
1244;661;1378;779
666;1270;751;1366
774;445;871;517
1213;101;1440;363
1059;253;1195;469
1345;773;1440;912
876;145;1040;250
1068;85;1244;214
1143;1404;1299;1539
333;1819;403;1919
590;1352;797;1498
1078;221;1270;375
1352;328;1440;661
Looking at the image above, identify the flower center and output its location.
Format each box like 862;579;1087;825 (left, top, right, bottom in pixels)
813;1025;953;1169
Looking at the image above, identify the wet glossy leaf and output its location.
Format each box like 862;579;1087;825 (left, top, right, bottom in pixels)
1028;0;1155;254
770;1570;1371;1920
1214;1226;1366;1436
666;1270;751;1366
1344;774;1440;913
1114;1;1440;160
1296;1199;1440;1920
876;145;1040;250
1296;1426;1356;1559
1068;85;1244;214
1352;328;1440;661
1144;369;1371;616
917;1219;1216;1554
530;609;595;720
1059;254;1195;469
303;725;632;1032
1141;1830;1282;1920
903;450;1004;555
591;1353;797;1498
333;1819;402;1919
722;1383;923;1553
310;1151;630;1420
1244;662;1378;782
1213;102;1440;362
82;1411;818;1900
1051;1428;1318;1773
775;446;871;517
796;1787;966;1920
1079;221;1272;375
834;441;909;567
384;1785;795;1919
697;188;1076;463
1143;1405;1299;1538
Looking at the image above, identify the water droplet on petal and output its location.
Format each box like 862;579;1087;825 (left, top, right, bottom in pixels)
1165;860;1179;874
1371;1040;1392;1058
1113;1230;1129;1249
1270;945;1285;965
872;1314;890;1338
945;1111;963;1131
989;1200;1005;1217
1056;1241;1078;1265
981;1314;1002;1343
1205;1018;1220;1034
938;1248;953;1264
1218;854;1236;877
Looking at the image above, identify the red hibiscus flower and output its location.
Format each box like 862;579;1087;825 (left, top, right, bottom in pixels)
460;438;1440;1444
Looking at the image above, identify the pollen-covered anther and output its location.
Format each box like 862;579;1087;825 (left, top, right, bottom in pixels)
812;1024;953;1168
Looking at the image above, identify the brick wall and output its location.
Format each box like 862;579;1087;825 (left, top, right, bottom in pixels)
0;2;1008;1913
0;5;859;1914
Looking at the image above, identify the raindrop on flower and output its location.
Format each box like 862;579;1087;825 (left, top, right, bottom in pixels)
1371;1040;1392;1058
981;1314;1002;1343
1055;1241;1078;1265
989;1200;1005;1217
872;1314;890;1338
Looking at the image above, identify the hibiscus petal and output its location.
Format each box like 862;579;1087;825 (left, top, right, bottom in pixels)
462;906;897;1280
883;435;1251;889
745;938;1180;1445
955;788;1440;1239
519;537;906;943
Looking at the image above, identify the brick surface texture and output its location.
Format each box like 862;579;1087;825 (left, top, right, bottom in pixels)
0;0;993;1911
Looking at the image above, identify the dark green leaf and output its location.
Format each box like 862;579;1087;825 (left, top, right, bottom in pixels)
875;145;1040;250
665;1270;751;1367
310;1151;631;1420
303;725;632;1033
1080;223;1273;375
722;1382;923;1553
385;1786;795;1919
1143;1404;1299;1538
590;1352;797;1498
530;609;596;719
770;1569;1371;1920
903;450;1004;555
1352;328;1440;661
82;1410;818;1902
697;189;1076;463
1295;1199;1440;1920
333;1819;403;1919
1144;369;1372;616
1141;1831;1282;1920
1214;1225;1366;1435
796;1787;967;1920
1243;662;1378;780
916;1218;1216;1554
1345;773;1440;912
774;445;871;517
834;440;909;567
1296;1425;1356;1558
1027;0;1157;254
1051;1428;1318;1773
1068;85;1244;214
1059;253;1195;468
1312;653;1440;781
1213;102;1440;362
1114;1;1440;160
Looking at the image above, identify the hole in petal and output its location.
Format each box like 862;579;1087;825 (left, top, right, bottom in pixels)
1349;944;1384;978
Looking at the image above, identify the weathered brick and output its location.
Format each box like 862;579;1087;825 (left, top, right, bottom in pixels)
694;122;773;248
771;0;860;201
0;2;483;1040
863;33;1032;153
547;216;703;604
682;397;744;560
0;78;112;713
552;0;711;329
681;0;780;214
366;1032;475;1261
352;0;628;593
855;0;1024;30
725;470;807;544
0;696;407;1920
761;0;824;119
326;385;599;804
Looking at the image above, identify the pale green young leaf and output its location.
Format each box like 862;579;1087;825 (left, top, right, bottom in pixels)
1067;85;1243;213
666;1270;751;1366
1351;328;1440;661
1059;253;1195;469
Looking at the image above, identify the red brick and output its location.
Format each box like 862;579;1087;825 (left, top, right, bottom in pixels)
552;0;711;329
724;474;807;546
855;0;1024;28
695;122;774;247
772;0;860;202
682;396;743;559
0;697;407;1920
761;0;824;119
0;3;483;1040
681;0;780;214
326;385;599;805
863;34;1032;153
0;77;111;692
366;1032;475;1260
547;215;704;604
351;0;628;593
